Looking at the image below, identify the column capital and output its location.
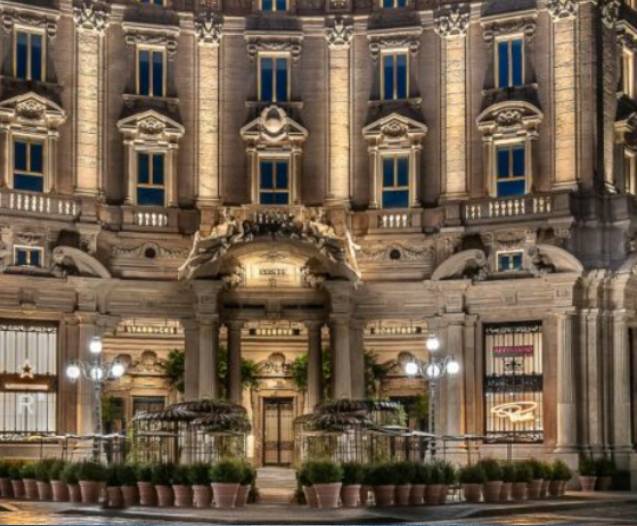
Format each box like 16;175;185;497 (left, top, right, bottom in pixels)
195;10;223;46
326;17;353;49
547;0;579;21
304;320;324;331
434;4;470;39
225;319;245;331
73;0;110;33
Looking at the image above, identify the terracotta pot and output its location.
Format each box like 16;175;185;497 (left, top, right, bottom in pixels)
558;480;568;496
528;479;543;499
483;481;503;503
10;480;24;499
121;485;138;507
596;476;612;491
302;485;318;508
359;485;370;506
500;481;512;502
540;479;550;498
137;481;157;506
236;484;250;507
373;485;395;507
0;477;13;498
425;484;442;505
462;483;483;503
155;485;173;507
437;484;449;505
395;484;411;506
37;481;52;501
192;485;212;508
23;479;38;500
106;486;124;508
512;482;528;501
79;480;100;504
314;482;342;509
172;485;192;508
341;484;361;507
68;484;81;502
410;484;425;506
548;480;561;497
579;475;597;492
51;480;68;502
212;482;239;508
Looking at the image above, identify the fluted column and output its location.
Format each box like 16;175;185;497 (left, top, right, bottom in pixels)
349;319;365;399
305;321;323;412
330;316;352;399
444;319;465;436
76;314;98;435
198;317;220;399
555;311;577;452
183;320;200;401
610;309;633;453
581;308;603;452
227;321;244;405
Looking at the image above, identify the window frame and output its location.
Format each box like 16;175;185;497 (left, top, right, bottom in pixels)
136;45;166;97
260;0;288;11
258;157;291;205
496;250;524;272
13;245;43;267
494;35;525;89
380;153;411;209
12;137;45;193
13;27;45;82
493;140;528;198
381;0;407;7
258;53;290;103
380;49;409;101
135;150;166;207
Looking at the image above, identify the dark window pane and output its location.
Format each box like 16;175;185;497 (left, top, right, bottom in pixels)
14;174;43;192
383;55;394;100
498;255;510;271
276;0;287;10
383;0;393;6
498;41;509;88
137;187;165;206
260;161;274;189
512;147;525;177
275;161;288;189
152;51;163;96
497;179;526;197
16;250;27;266
396;54;407;99
30;250;41;267
398;0;406;5
31;34;42;81
139;50;150;95
262;0;273;10
383;158;394;187
512;253;523;269
16;32;28;79
496;148;510;179
260;192;275;204
275;58;288;102
511;39;523;86
30;143;43;173
138;153;150;184
152;154;164;184
14;141;27;171
382;190;409;209
260;58;273;101
397;157;409;186
274;192;289;205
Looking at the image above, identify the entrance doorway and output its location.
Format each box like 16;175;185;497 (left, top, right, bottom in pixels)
263;397;294;466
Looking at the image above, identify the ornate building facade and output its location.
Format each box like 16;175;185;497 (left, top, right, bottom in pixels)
0;0;636;482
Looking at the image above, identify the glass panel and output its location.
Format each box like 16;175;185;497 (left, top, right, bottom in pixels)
31;34;42;81
398;0;406;5
14;175;43;193
30;250;41;268
138;50;150;95
16;249;28;266
382;190;409;209
16;32;28;79
276;0;287;10
512;253;523;270
497;179;526;197
383;0;393;6
138;153;150;184
30;143;43;174
275;161;288;189
497;41;509;88
273;192;289;205
275;58;288;102
260;161;274;189
260;58;273;101
152;51;164;96
14;141;27;171
262;0;273;10
137;187;165;206
383;55;394;100
152;154;164;184
511;39;523;86
512;146;525;177
260;192;275;205
496;148;510;179
396;54;407;99
383;158;394;187
397;157;409;186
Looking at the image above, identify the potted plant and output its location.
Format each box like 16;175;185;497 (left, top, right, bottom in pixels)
20;463;38;500
105;465;124;509
49;460;68;502
117;464;138;506
359;465;371;507
189;463;212;508
478;459;503;503
135;464;157;506
368;463;397;507
410;463;429;506
297;462;317;508
77;461;105;504
0;461;12;498
549;460;572;497
526;459;546;499
594;457;616;491
425;463;442;505
35;459;56;501
394;461;415;506
500;462;516;502
437;460;456;504
9;463;24;499
210;459;243;508
151;463;174;507
459;464;485;503
341;462;364;507
540;462;552;498
578;456;596;492
307;460;343;509
61;463;80;502
512;462;532;501
171;464;192;508
236;462;256;507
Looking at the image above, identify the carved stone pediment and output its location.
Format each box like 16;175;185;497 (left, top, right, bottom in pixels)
245;33;303;61
240;105;308;148
117;109;185;145
368;29;422;60
477;100;543;141
257;352;290;378
362;112;427;147
482;13;537;43
122;21;180;55
0;92;66;130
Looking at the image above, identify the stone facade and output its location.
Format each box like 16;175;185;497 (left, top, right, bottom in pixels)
0;0;636;481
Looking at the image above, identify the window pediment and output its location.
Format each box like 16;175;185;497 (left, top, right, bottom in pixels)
476;100;542;140
362;112;427;147
122;21;180;55
0;91;66;130
246;33;303;61
481;11;537;42
1;4;58;37
240;105;308;148
117;109;185;145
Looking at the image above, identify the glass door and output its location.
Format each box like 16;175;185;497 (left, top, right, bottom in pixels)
263;397;294;466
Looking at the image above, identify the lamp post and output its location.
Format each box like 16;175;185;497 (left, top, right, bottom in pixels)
65;336;125;460
405;334;460;456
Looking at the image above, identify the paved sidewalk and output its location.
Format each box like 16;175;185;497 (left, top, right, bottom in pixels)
2;492;637;524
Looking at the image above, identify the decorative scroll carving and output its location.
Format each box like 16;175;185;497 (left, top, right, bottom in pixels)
2;8;58;38
112;242;189;259
368;32;421;60
246;35;303;61
431;249;488;282
50;246;111;279
257;353;290;378
326;17;353;48
195;10;222;45
434;4;470;39
123;23;179;56
546;0;578;21
240;105;308;147
482;16;537;43
477;100;543;141
73;0;109;32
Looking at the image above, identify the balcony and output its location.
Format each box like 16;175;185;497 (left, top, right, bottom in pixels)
462;193;570;224
0;188;80;220
121;205;177;231
360;209;424;235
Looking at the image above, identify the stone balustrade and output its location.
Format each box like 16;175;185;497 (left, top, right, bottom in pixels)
121;205;177;231
368;209;423;232
463;193;568;223
0;189;80;219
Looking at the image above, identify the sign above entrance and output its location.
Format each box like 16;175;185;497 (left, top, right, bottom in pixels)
493;345;534;357
241;251;305;288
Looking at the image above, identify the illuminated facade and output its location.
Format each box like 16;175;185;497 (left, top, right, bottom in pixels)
0;0;636;483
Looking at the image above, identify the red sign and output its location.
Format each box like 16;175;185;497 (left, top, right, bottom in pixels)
493;345;534;357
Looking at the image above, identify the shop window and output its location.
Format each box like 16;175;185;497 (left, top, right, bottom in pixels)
0;322;57;433
484;321;544;442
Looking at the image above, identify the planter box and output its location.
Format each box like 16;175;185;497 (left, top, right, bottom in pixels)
484;481;502;503
106;486;124;508
410;484;425;506
68;484;81;503
192;485;211;508
0;477;13;498
579;476;597;492
37;481;52;501
425;484;442;505
211;483;239;508
395;484;411;506
79;481;101;504
512;482;527;501
302;485;318;508
51;480;68;502
10;480;25;499
373;485;395;507
137;481;157;506
462;483;483;503
23;479;38;500
121;485;138;507
155;485;174;507
314;482;342;509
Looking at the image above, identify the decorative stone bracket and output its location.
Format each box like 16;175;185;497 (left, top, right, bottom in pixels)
246;34;303;62
326;17;353;48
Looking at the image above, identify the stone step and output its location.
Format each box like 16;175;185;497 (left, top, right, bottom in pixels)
256;467;297;504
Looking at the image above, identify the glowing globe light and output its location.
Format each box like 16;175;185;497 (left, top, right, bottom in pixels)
446;359;460;375
110;362;125;379
89;337;103;355
404;361;419;376
425;363;441;379
65;364;81;380
426;335;440;352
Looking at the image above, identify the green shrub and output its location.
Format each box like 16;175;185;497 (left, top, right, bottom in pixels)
0;460;9;478
526;459;548;480
60;463;79;485
413;463;430;485
210;459;244;484
188;463;211;485
151;463;174;486
117;464;137;486
341;462;365;486
428;463;442;485
594;457;616;477
76;461;106;482
35;459;58;482
240;462;256;486
551;460;572;481
501;462;516;483
477;458;502;481
436;460;457;485
306;460;343;485
366;463;398;486
9;463;24;481
20;463;36;479
170;464;190;486
105;465;121;487
48;460;66;481
135;463;153;482
296;463;311;487
458;464;486;485
393;461;416;485
514;462;533;483
579;456;596;477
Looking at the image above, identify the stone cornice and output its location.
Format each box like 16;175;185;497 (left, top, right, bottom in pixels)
367;27;422;60
1;3;59;38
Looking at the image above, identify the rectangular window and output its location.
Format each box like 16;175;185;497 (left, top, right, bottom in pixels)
259;56;289;102
137;152;165;206
140;0;164;4
13;140;44;193
138;48;164;97
497;251;523;272
484;321;543;443
626;150;637;195
14;246;42;267
133;396;165;415
382;155;409;208
15;30;43;81
259;160;289;205
496;144;526;197
623;48;634;98
497;38;523;88
0;321;57;434
382;52;408;100
261;0;287;11
383;0;407;6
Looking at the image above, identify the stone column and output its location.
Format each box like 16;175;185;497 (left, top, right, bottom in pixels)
349;319;365;399
582;308;604;452
60;316;79;434
305;321;323;412
182;319;200;401
434;6;469;201
444;318;465;436
198;317;220;399
325;18;352;208
227;321;244;405
329;316;352;399
73;1;108;198
463;316;478;435
194;11;223;223
555;311;578;452
610;309;633;454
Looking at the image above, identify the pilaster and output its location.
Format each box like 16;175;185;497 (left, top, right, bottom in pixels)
555;310;578;453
